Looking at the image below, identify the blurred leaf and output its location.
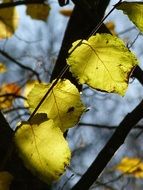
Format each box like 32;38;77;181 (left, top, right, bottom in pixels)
116;2;143;32
105;21;117;35
67;33;138;96
116;157;143;178
0;83;21;109
27;79;85;132
0;6;19;39
0;171;13;190
2;83;21;94
59;9;73;17
26;4;50;21
0;63;7;73
14;116;71;184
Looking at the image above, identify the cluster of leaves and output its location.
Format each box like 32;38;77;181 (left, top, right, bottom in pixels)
1;0;143;187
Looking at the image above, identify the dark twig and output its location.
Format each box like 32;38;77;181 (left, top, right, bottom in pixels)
0;50;41;82
78;123;143;130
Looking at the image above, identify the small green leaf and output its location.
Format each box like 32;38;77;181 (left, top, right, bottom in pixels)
116;1;143;32
14;116;71;184
67;34;138;96
27;79;85;132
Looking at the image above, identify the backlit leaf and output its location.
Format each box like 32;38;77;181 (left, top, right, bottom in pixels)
26;4;50;21
0;83;21;109
28;79;85;132
14;116;71;183
116;157;143;178
0;6;19;39
0;171;13;190
116;2;143;32
23;80;38;107
67;33;138;96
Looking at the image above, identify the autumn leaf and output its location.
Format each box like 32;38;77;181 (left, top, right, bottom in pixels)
67;33;138;96
26;4;50;21
0;63;7;73
0;171;13;190
59;9;73;17
14;115;71;183
0;83;21;109
0;6;19;39
105;21;117;35
116;157;143;178
116;2;143;32
27;79;85;132
23;80;38;107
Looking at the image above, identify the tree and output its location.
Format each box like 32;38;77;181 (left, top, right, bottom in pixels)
0;0;143;189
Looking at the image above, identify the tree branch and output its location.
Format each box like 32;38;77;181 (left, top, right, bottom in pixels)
50;0;111;90
71;100;143;190
132;65;143;86
0;50;41;82
78;122;143;130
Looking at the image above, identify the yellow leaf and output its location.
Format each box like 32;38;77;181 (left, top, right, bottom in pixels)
27;79;85;132
0;171;13;190
59;9;73;17
0;6;19;39
67;33;138;96
116;157;143;178
14;115;71;184
116;2;143;32
0;83;21;109
23;80;38;107
26;4;50;21
0;63;7;73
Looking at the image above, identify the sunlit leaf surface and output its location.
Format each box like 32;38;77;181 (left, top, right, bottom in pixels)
28;79;85;132
14;115;71;183
116;157;143;178
67;33;138;95
23;80;38;107
26;4;50;21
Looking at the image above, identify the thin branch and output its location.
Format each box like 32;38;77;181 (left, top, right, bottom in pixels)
78;122;143;130
0;0;45;9
71;100;143;190
0;50;41;82
3;106;29;114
